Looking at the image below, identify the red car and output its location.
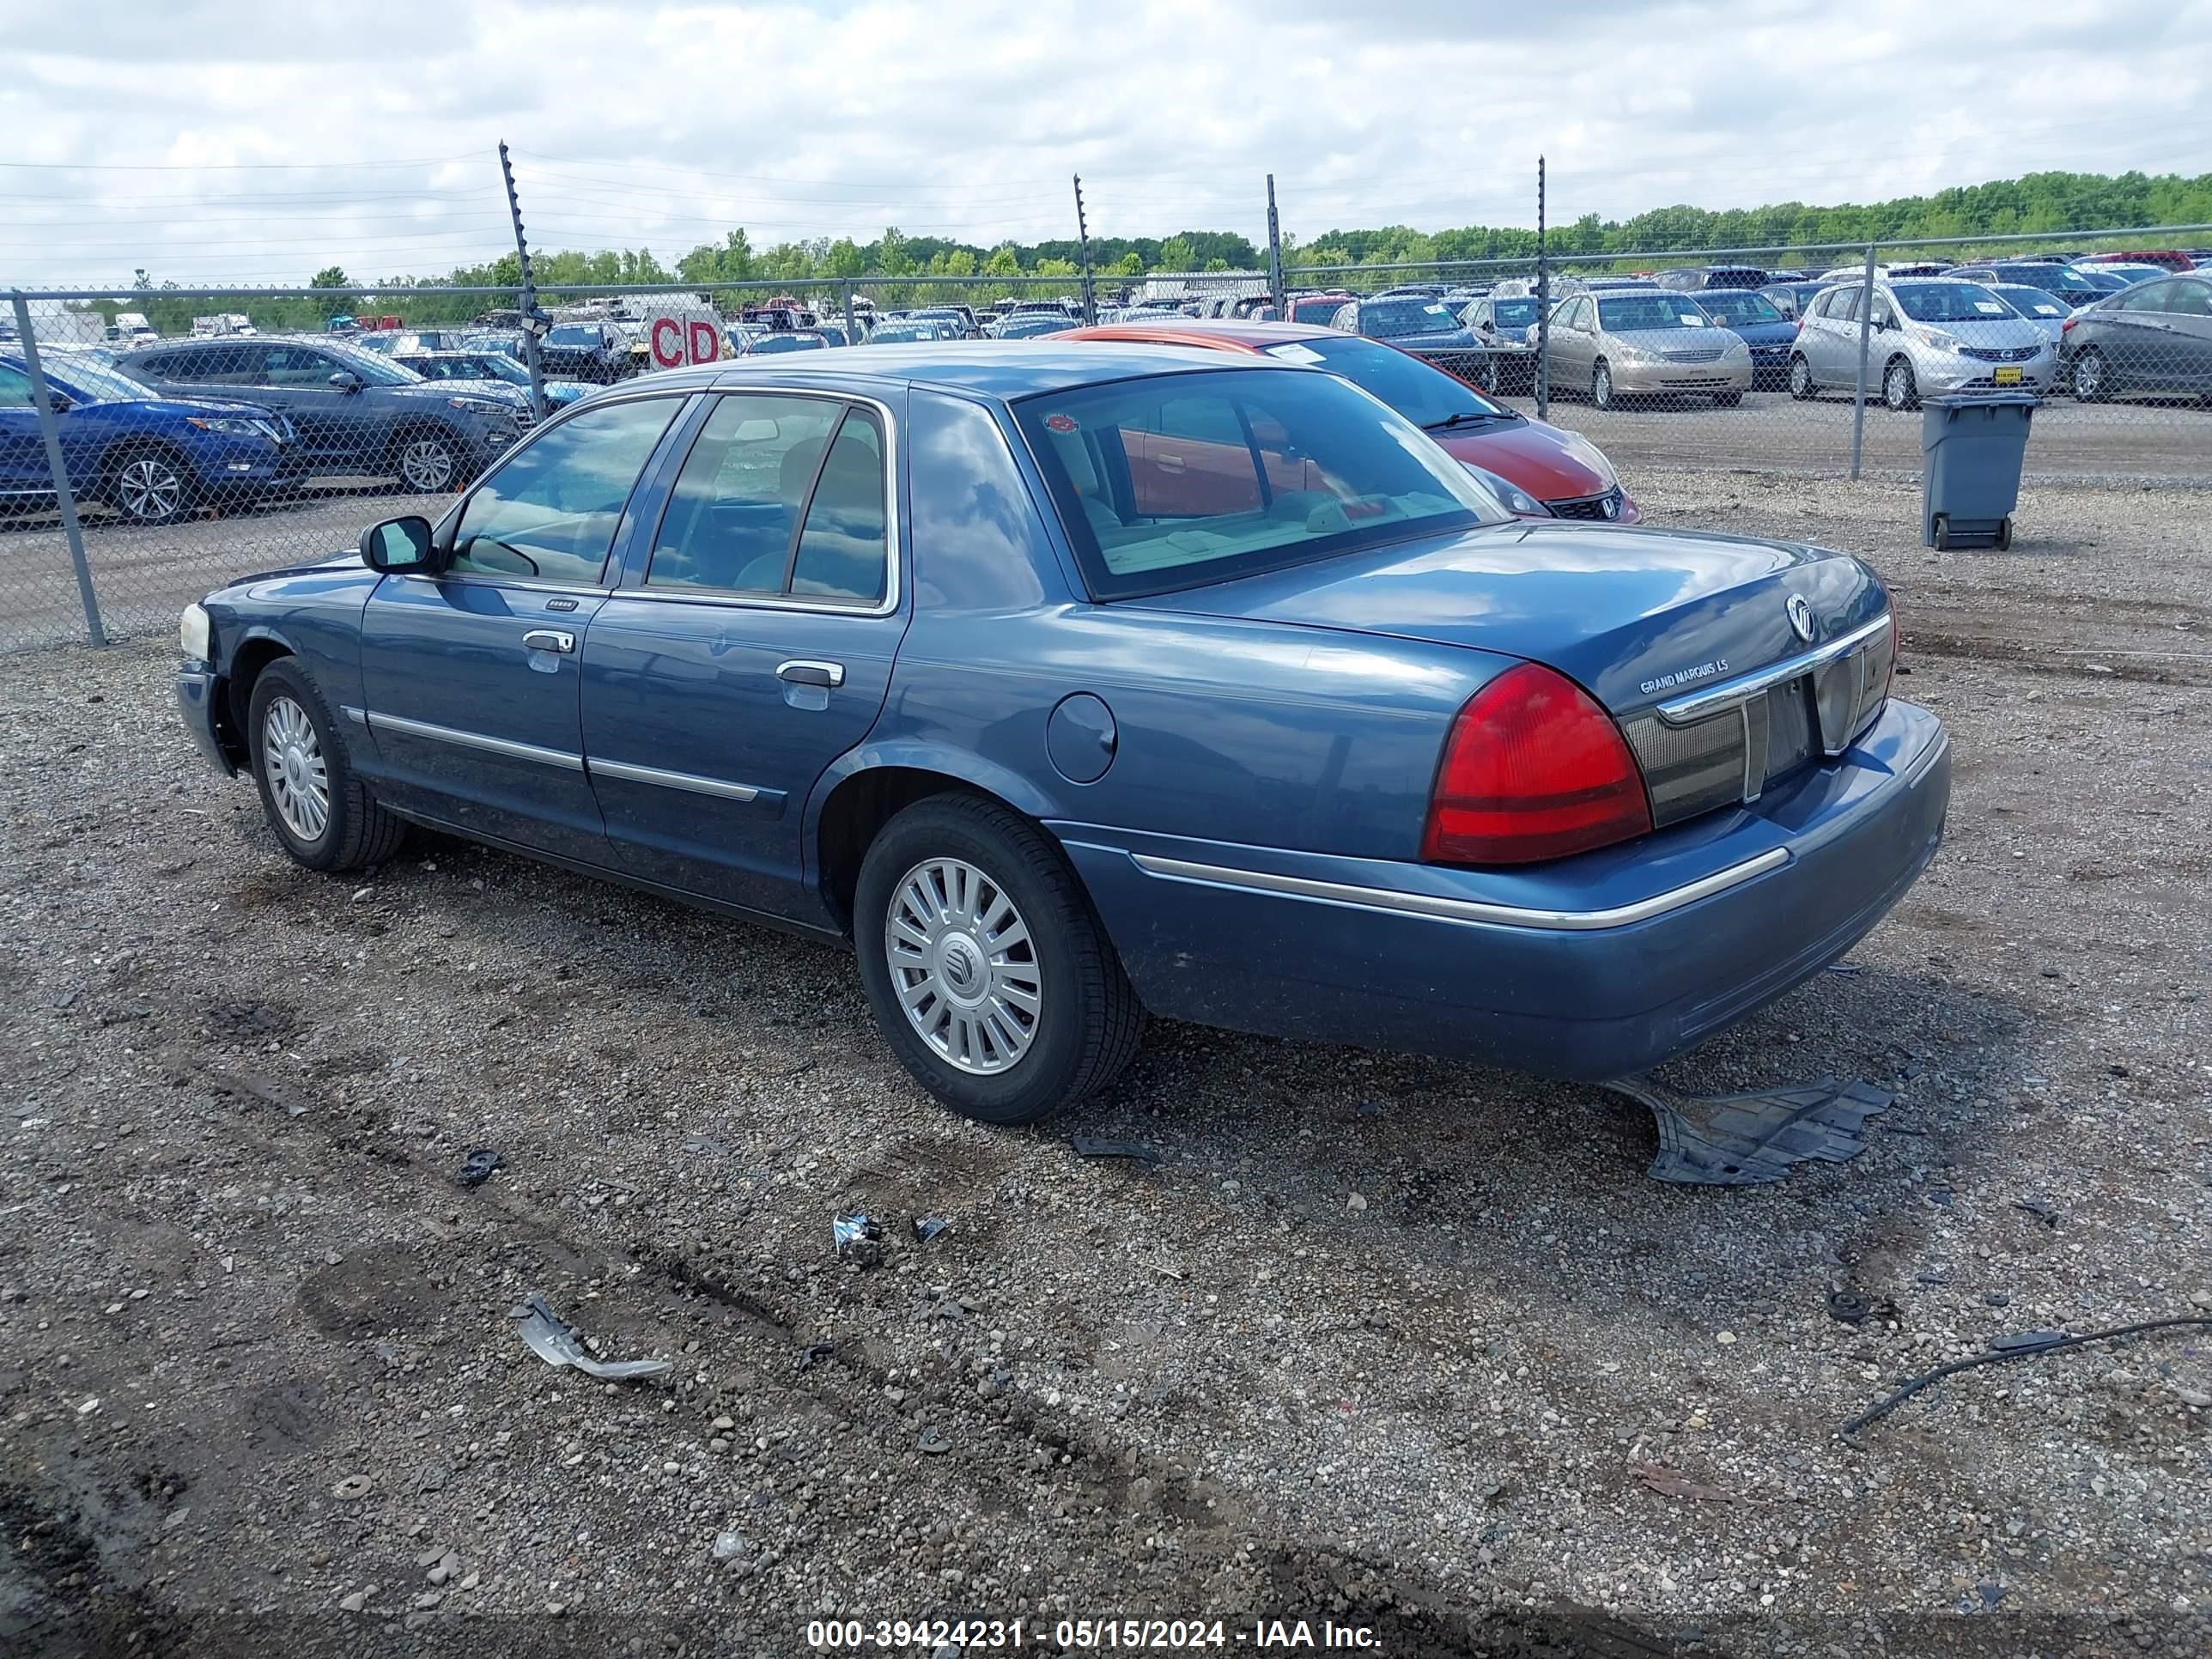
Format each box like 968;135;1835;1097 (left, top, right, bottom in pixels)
1063;319;1640;523
2075;250;2196;273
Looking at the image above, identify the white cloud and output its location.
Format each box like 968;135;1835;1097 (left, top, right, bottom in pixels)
1;0;2207;288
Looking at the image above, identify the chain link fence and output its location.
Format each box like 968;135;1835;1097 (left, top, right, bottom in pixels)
7;226;2209;650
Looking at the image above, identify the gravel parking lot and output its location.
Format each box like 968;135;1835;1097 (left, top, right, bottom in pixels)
2;469;2208;1658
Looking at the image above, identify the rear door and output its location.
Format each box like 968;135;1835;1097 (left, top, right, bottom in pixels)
357;391;690;861
2106;281;2187;390
0;362;52;496
2160;279;2212;392
580;388;906;918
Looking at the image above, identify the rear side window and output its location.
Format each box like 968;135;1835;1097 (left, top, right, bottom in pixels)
0;364;32;406
448;396;681;585
647;393;887;604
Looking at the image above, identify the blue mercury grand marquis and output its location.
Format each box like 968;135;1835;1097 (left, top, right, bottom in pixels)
176;344;1949;1123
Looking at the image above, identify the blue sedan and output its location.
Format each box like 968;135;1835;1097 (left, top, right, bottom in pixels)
1692;289;1802;387
174;345;1948;1124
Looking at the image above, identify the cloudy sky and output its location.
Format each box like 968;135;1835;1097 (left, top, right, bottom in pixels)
3;0;2209;289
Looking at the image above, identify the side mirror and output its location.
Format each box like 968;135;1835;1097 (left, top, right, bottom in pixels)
329;371;362;392
1522;325;1540;347
48;390;73;414
360;515;436;573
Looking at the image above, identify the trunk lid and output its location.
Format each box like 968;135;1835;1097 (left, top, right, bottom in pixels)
1134;520;1886;714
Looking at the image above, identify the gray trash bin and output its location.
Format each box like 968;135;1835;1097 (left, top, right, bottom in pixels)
1920;391;2038;550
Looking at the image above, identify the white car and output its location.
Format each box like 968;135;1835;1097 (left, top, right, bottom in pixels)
1788;277;2055;409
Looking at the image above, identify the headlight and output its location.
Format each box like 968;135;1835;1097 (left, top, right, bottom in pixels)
1465;464;1551;519
447;398;509;416
179;603;211;661
1917;329;1961;353
185;416;264;436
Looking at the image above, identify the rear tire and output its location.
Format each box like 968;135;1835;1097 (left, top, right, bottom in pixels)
2070;348;2108;403
246;658;407;873
1788;355;1816;401
854;793;1141;1125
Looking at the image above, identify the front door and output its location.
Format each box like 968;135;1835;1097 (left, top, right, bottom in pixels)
0;362;52;497
357;392;689;862
580;389;908;920
235;343;368;469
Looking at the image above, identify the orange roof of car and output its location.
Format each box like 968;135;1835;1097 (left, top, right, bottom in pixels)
1061;319;1341;352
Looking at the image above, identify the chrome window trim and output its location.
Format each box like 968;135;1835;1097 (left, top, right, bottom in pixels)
1656;613;1890;726
1125;847;1789;933
633;387;902;618
586;757;761;802
366;710;584;772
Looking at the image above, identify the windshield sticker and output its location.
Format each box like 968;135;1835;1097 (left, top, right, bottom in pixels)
1972;301;2005;313
1267;343;1325;365
2033;303;2061;314
1424;303;1449;315
1680;313;1706;325
1044;413;1079;434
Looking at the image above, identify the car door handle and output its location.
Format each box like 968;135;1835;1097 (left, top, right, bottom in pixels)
1155;454;1187;472
776;659;844;689
521;629;575;654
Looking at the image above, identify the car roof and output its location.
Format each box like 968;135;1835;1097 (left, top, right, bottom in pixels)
1062;319;1338;351
636;341;1293;398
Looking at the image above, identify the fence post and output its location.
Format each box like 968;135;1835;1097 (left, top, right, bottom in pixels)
1266;173;1285;318
11;291;106;647
1849;240;1876;480
842;281;855;343
1073;173;1097;326
498;142;550;418
1534;155;1550;420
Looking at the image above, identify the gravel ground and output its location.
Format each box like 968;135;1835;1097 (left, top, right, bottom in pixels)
2;469;2207;1659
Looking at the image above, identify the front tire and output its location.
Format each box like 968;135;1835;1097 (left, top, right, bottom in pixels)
246;659;407;872
392;428;463;494
854;794;1141;1125
1591;361;1617;410
104;447;194;526
1883;357;1918;411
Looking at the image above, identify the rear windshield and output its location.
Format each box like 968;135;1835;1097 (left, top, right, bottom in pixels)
1993;286;2068;318
1012;367;1503;599
1358;299;1455;337
1597;295;1710;331
1893;283;2011;323
1695;290;1785;325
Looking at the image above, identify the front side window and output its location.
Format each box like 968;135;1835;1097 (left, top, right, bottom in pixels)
646;394;883;599
0;363;32;407
447;396;681;584
1014;367;1503;600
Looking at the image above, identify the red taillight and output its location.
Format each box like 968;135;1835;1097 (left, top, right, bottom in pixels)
2061;316;2078;334
1423;663;1653;866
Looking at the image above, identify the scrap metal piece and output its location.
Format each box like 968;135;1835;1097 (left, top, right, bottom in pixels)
1070;1135;1163;1166
511;1294;672;1381
832;1213;884;1265
1604;1075;1893;1186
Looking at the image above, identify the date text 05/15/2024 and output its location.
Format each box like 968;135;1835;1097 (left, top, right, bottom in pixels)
804;1618;1382;1649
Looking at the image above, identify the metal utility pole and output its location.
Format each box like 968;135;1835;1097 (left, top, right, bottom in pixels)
1266;173;1285;318
10;291;104;645
1535;155;1550;419
498;141;550;418
1073;174;1097;325
1849;240;1877;479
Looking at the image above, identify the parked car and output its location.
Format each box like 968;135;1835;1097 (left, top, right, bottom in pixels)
390;349;592;412
1689;288;1799;387
1978;283;2074;346
1950;261;2107;307
741;331;830;356
1280;292;1355;325
2;349;301;526
1787;278;2056;410
119;337;532;492
1654;265;1770;292
908;307;981;338
1327;295;1480;350
538;319;635;383
2057;272;2212;403
862;319;962;343
1459;295;1545;392
174;345;1945;1123
1540;289;1753;409
2074;250;2196;274
1760;280;1832;321
993;313;1081;339
1061;318;1639;521
2077;261;2173;287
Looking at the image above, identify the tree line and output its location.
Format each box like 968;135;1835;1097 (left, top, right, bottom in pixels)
83;169;2212;331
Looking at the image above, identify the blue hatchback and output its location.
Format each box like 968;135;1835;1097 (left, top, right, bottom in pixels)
1692;289;1802;387
2;349;299;526
174;345;1948;1124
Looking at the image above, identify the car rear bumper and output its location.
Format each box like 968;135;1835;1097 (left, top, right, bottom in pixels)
1055;699;1948;1080
177;664;237;776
